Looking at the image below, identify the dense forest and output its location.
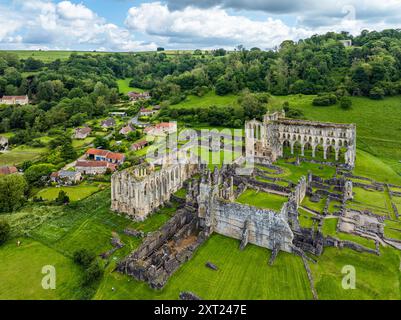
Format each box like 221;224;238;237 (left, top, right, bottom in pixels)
1;29;401;134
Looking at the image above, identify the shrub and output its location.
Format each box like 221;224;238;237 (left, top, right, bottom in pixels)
82;261;103;285
55;190;70;205
312;94;337;106
369;87;385;100
0;220;10;245
73;249;96;268
340;96;352;109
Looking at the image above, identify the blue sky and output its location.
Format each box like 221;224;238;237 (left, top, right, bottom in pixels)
0;0;400;51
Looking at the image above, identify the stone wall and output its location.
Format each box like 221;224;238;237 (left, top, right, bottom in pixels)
111;162;198;221
245;111;357;167
212;201;294;253
117;208;208;289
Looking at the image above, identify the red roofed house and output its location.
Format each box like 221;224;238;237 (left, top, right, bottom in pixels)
0;95;29;105
73;126;92;139
86;148;125;165
75;160;117;175
144;122;177;137
0;166;18;175
131;139;149;151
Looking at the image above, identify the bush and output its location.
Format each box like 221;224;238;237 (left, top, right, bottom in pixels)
0;174;28;213
312;94;337;106
73;249;96;268
55;190;70;205
82;261;103;285
340;96;352;109
369;87;385;100
24;163;55;186
0;220;10;245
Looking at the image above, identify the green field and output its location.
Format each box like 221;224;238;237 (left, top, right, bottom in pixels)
117;78;145;94
311;247;401;300
0;145;47;166
0;238;82;300
94;234;313;300
236;189;288;211
1;50;115;62
171;92;238;109
36;184;105;202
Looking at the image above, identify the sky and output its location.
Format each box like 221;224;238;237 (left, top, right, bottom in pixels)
1;0;401;52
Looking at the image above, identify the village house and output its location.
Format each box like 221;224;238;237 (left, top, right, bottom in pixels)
75;160;117;175
139;108;158;117
0;136;8;151
0;95;29;105
0;166;18;175
109;111;127;117
101;118;116;128
128;91;151;101
119;124;134;136
50;170;82;185
144;122;177;137
86;148;125;165
153;105;161;110
131;139;149;151
73;126;92;139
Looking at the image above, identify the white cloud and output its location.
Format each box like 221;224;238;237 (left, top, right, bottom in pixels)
0;0;157;51
125;1;401;50
125;2;312;49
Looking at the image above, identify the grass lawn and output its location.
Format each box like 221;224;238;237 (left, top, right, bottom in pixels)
72;137;95;149
117;78;145;94
349;187;390;217
94;234;313;300
311;247;401;300
0;145;47;166
384;220;401;240
35;183;105;202
298;208;317;229
0;238;82;300
302;196;326;213
171;92;238;109
236;189;288;211
274;159;336;183
321;218;376;249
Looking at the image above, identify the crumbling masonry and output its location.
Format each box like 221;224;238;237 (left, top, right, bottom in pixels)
245;111;356;167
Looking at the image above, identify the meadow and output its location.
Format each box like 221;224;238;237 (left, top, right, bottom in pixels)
116;78;146;94
1;50;117;62
35;183;106;202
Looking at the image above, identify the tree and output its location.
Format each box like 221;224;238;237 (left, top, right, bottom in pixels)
0;174;27;213
24;164;55;186
93;136;110;149
73;249;96;268
55;190;70;205
60;142;77;161
0;220;10;245
340;96;352;109
313;94;337;106
239;93;267;121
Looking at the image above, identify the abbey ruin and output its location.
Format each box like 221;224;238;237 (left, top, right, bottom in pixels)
245;111;356;168
112;112;365;290
111;162;198;221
